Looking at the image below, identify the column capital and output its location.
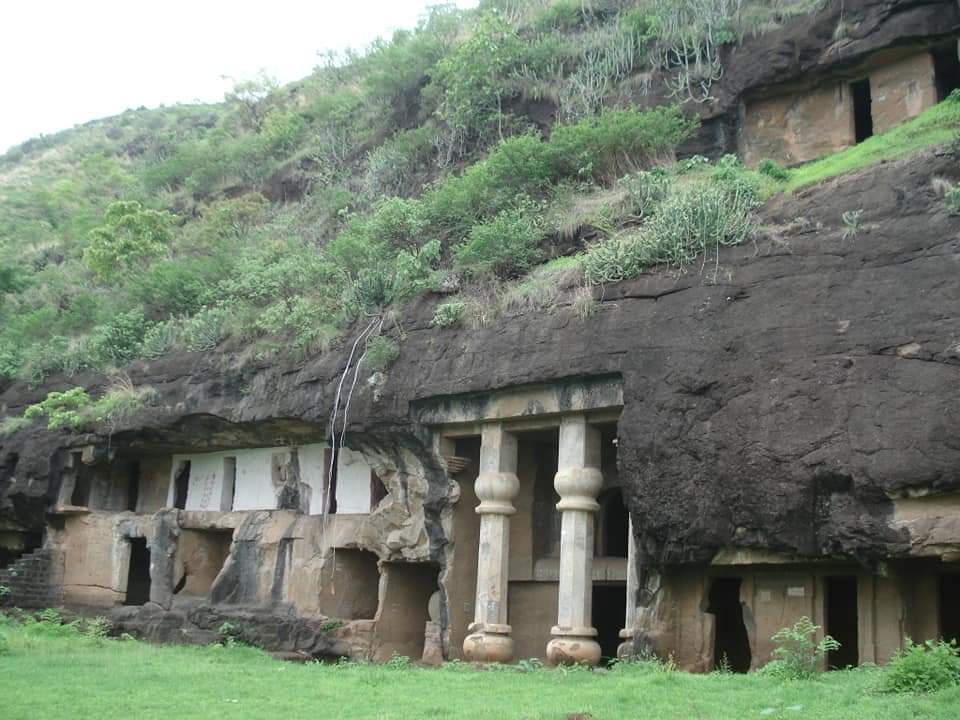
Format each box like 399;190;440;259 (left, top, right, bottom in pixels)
474;471;519;515
554;467;603;512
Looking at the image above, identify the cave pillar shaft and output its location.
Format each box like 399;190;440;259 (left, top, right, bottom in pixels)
546;415;603;666
618;516;639;657
462;422;519;663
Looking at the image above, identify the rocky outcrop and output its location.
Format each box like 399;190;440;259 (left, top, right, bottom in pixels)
3;147;958;573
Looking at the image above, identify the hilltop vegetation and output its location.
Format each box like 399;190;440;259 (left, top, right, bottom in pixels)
0;0;949;394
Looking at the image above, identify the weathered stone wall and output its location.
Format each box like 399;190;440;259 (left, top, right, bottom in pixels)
0;548;63;608
637;560;953;671
872;51;939;133
740;48;943;165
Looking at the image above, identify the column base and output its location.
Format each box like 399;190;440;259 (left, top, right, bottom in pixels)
546;635;602;667
617;628;635;659
463;628;514;663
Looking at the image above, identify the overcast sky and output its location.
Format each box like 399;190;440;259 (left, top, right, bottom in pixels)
1;0;479;153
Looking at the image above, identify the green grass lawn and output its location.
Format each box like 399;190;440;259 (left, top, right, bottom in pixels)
1;623;958;720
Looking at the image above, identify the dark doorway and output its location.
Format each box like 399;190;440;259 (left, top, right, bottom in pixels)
597;489;628;558
851;78;874;143
124;538;152;606
370;470;388;508
939;574;960;645
933;43;960;101
223;457;237;511
173;461;190;510
593;582;626;664
126;461;141;512
707;577;751;672
71;468;92;507
528;429;560;559
826;575;859;669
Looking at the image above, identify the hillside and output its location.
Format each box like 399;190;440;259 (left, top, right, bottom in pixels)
0;0;885;394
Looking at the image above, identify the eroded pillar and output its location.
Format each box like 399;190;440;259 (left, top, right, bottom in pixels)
546;415;603;666
462;423;519;662
618;516;639;658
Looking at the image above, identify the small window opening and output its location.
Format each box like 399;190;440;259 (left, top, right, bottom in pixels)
592;582;626;664
707;577;751;672
851;78;874;143
173;461;190;510
124;538;152;606
826;575;859;669
939;573;960;645
370;470;388;509
126;461;141;512
222;457;237;511
932;43;960;101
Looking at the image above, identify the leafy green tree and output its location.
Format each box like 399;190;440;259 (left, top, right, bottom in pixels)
83;201;173;281
431;12;523;157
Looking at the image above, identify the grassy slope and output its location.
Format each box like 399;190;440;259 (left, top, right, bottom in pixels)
1;627;958;720
787;96;960;190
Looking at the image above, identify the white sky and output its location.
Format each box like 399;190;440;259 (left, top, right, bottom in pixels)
0;0;479;153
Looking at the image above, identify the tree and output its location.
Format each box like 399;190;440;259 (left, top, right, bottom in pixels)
223;72;283;132
83;201;172;281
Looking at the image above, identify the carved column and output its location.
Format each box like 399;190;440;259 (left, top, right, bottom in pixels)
546;415;603;666
618;516;639;657
463;423;519;662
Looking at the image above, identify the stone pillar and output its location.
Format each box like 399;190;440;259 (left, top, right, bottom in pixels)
618;516;639;658
462;423;519;662
546;415;603;666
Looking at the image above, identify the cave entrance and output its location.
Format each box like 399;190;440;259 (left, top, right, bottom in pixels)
933;42;960;101
826;575;859;669
850;78;874;143
373;562;439;661
172;461;190;510
593;582;626;664
939;573;960;645
707;577;751;672
319;549;381;620
124;538;151;606
529;429;561;560
0;531;42;569
173;529;233;598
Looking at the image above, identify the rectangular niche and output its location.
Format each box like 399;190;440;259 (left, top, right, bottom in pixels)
173;529;233;598
318;549;381;620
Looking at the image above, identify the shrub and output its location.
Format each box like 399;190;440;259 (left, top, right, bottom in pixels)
944;186;960;214
83;201;173;281
548;106;698;183
432;302;466;328
365;335;400;372
140;319;180;359
454;205;545;278
24;388;92;430
363;127;435;198
180;307;226;352
619;169;672;217
758;158;790;182
881;639;960;694
584;179;756;284
761;616;840;679
841;209;863;242
82;310;149;369
0;416;31;437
